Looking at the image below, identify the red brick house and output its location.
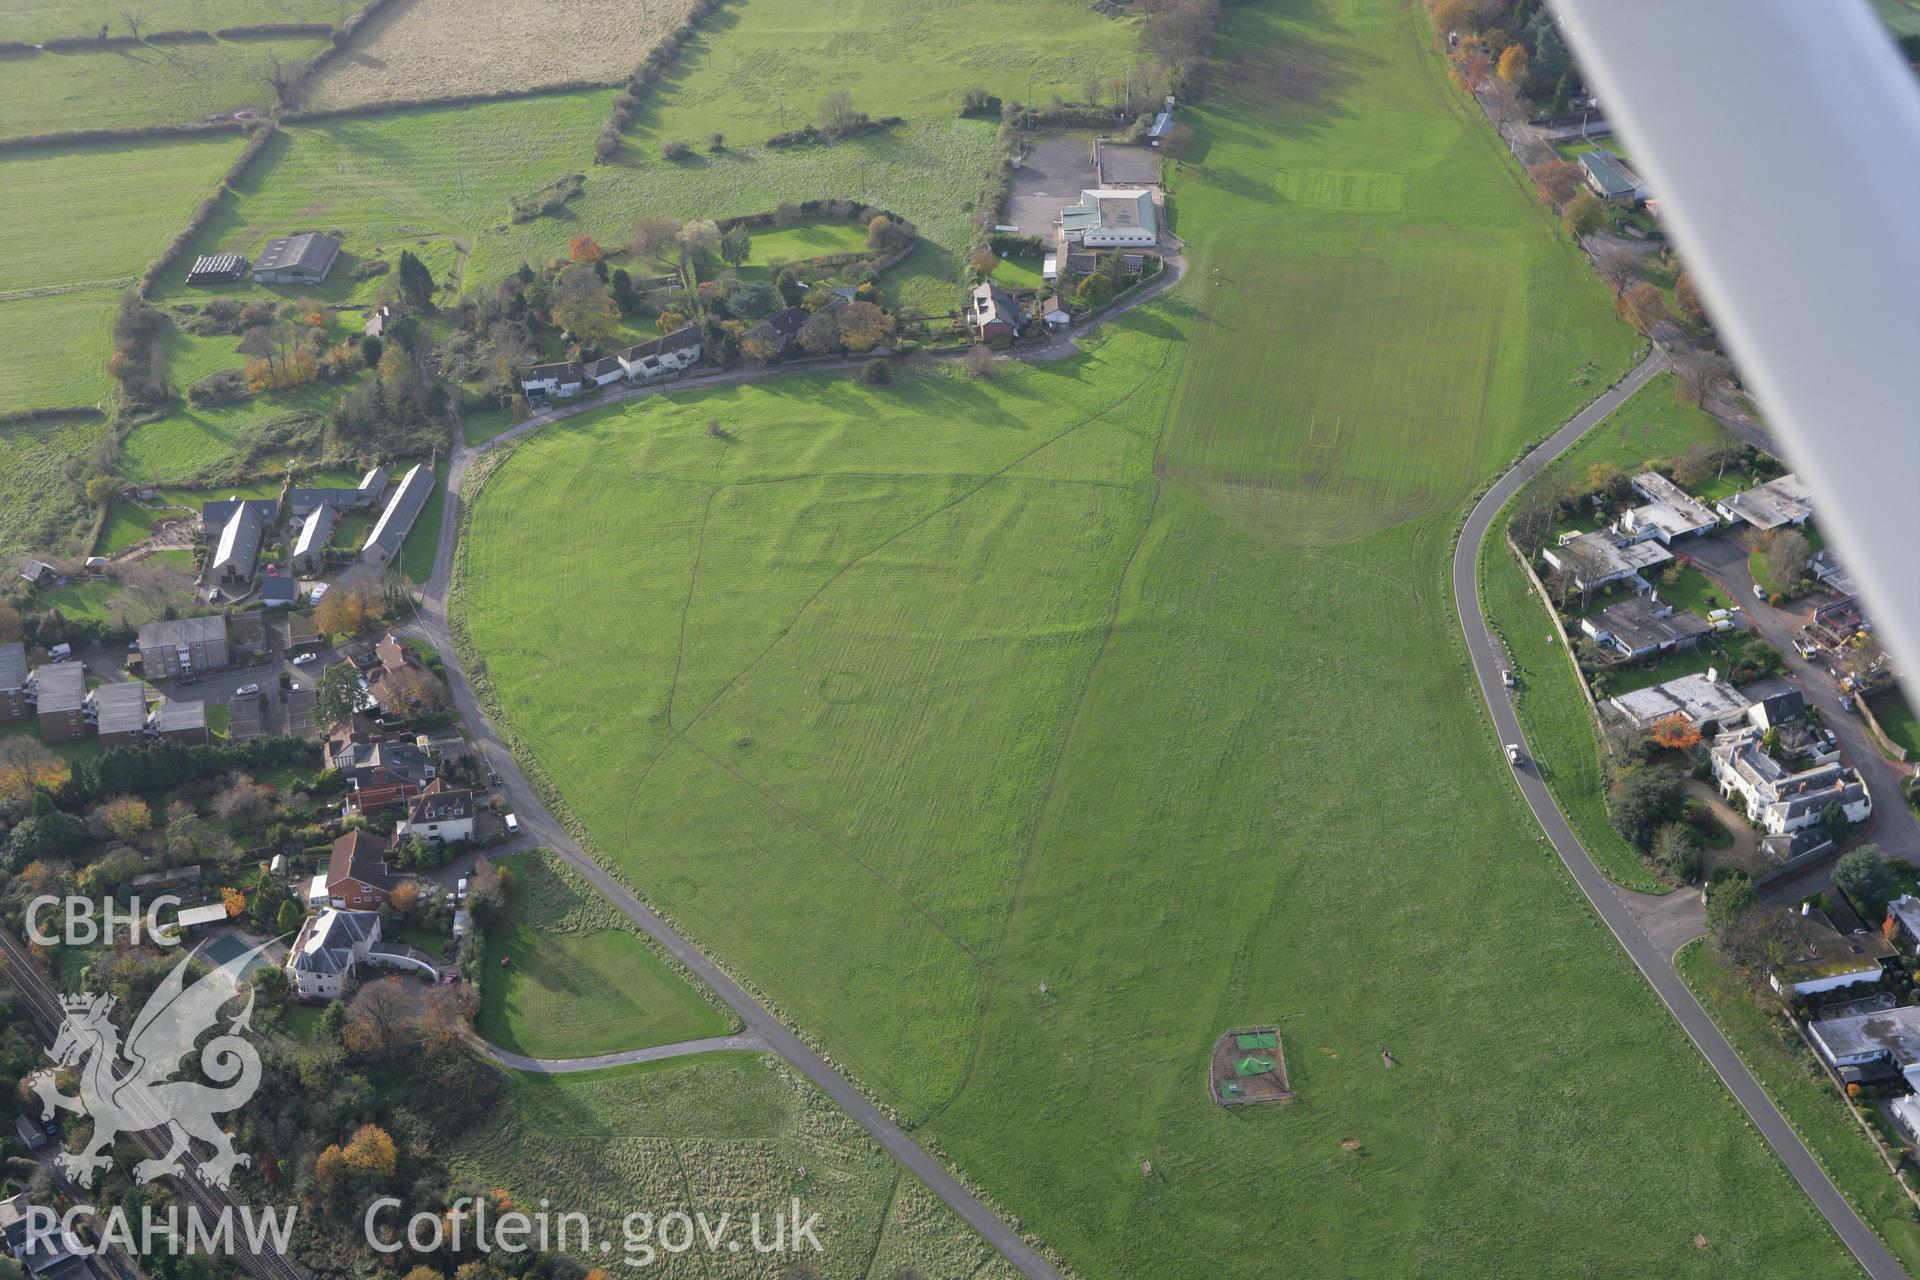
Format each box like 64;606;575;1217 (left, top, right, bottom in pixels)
326;829;396;910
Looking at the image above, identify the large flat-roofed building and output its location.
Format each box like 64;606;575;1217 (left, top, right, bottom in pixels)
1607;669;1751;732
138;614;229;680
1715;473;1813;530
362;463;433;568
1540;529;1673;591
1619;472;1719;544
251;232;341;285
0;641;26;723
28;664;87;743
1578;596;1713;662
1809;1003;1920;1087
90;681;150;749
1058;187;1158;249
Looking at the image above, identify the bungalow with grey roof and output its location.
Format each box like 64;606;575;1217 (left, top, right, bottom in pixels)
1579;596;1712;662
1715;473;1813;530
1618;472;1719;544
1607;668;1750;732
1541;528;1673;592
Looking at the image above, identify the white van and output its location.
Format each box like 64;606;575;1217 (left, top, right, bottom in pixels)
504;813;519;836
455;877;469;902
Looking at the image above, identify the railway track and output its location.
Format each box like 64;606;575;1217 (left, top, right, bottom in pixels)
0;928;308;1280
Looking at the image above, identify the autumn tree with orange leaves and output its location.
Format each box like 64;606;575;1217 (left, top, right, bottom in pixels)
1650;714;1702;751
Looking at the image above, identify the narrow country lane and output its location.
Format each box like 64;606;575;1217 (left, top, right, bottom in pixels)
1453;349;1905;1280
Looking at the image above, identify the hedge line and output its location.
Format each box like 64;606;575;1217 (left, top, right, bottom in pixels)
0;407;106;427
764;116;903;149
281;79;610;125
593;0;730;163
713;198;905;233
0;118;249;153
137;124;278;297
278;0;405;107
215;22;333;38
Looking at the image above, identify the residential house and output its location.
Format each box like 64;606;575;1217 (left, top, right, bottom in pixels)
1715;473;1813;530
285;908;381;1000
291;502;336;576
521;361;585;400
755;307;809;358
152;697;208;744
208;502;267;590
1748;683;1809;734
583;355;626;387
395;778;475;844
1607;668;1751;732
329;717;437;814
185;254;248;285
616;325;702;381
1578;149;1648;203
0;642;26;723
1540;529;1673;592
89;681;149;749
138;614;229;680
1039;296;1071;332
1885;894;1920;950
1808;1002;1920;1086
364;304;393;338
1711;727;1872;837
1618;473;1719;544
28;664;87;744
18;560;54;588
326;828;396;910
1769;907;1897;996
1578;596;1712;662
251;231;341;285
0;1193;87;1279
260;575;299;609
1058;188;1159;249
358;465;389;505
967;281;1023;342
361;462;433;568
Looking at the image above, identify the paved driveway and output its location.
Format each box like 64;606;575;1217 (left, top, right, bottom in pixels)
1005;133;1096;237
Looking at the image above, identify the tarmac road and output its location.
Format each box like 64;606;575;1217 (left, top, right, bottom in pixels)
1453;349;1905;1280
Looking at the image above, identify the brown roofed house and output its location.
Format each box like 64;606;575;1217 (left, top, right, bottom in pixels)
327;829;396;910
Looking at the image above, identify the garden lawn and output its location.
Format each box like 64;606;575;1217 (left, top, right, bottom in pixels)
721;218;871;281
1680;938;1920;1275
990;254;1046;291
0;35;328;138
459;406;515;447
454;1;1872;1276
1869;686;1920;756
0;414;109;558
475;851;731;1058
451;1056;1025;1280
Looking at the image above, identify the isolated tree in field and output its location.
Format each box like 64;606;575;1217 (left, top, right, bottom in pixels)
632;217;682;262
1674;270;1706;325
708;132;726;152
678;219;722;264
550;265;619;342
1836;844;1894;916
1495;42;1528;82
797;309;841;356
1562;189;1605;239
1649;713;1702;752
1762;527;1810;593
1593;242;1640;297
818;89;860;135
567;235;603;264
1651;822;1702;881
866;215;913;256
395;250;434;310
858;358;891;386
719;224;752;268
1528;158;1582;209
1618;282;1667;337
964;344;996;379
1672;350;1733;408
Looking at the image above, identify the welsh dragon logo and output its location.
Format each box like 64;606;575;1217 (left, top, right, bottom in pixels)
27;943;268;1189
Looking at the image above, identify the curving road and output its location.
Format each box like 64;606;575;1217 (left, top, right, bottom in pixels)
1453;349;1904;1280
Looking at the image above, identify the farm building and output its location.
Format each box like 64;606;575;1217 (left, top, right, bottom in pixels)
1607;669;1750;732
291;503;336;576
967;282;1023;342
202;497;278;529
29;663;87;744
1040;296;1071;331
1578;149;1647;203
521;361;585;400
209;501;266;589
251;232;341;285
0;642;26;722
19;560;54;587
1578;596;1712;662
138;614;229;680
90;681;150;749
364;304;393;338
1715;473;1813;530
358;465;389;503
152;697;208;744
361;462;433;568
1618;473;1719;544
618;325;702;381
185;254;248;285
1059;188;1159;249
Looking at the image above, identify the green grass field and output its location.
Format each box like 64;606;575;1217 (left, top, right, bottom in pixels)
0;291;117;414
476;850;732;1058
0;0;348;43
451;1055;1025;1280
1680;939;1920;1274
0;414;107;557
457;1;1867;1272
0;35;327;138
1869;686;1920;756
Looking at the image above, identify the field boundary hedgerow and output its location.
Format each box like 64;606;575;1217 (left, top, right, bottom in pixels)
592;0;728;163
0;118;253;154
135;124;278;298
443;436;1081;1280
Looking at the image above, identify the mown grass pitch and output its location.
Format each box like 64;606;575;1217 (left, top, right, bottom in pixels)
475;851;732;1059
459;1;1867;1275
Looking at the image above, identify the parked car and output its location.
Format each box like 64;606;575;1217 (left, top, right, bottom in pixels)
292;652;317;666
234;683;260;698
455;877;469;902
504;813;519;836
1753;582;1767;600
309;583;329;604
1501;669;1514;688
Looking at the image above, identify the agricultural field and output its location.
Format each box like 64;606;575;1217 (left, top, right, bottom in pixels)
459;0;1865;1265
0;290;117;414
115;382;337;484
451;1055;1024;1280
303;0;697;110
0;0;350;43
0;414;108;558
475;851;733;1059
0;34;327;138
